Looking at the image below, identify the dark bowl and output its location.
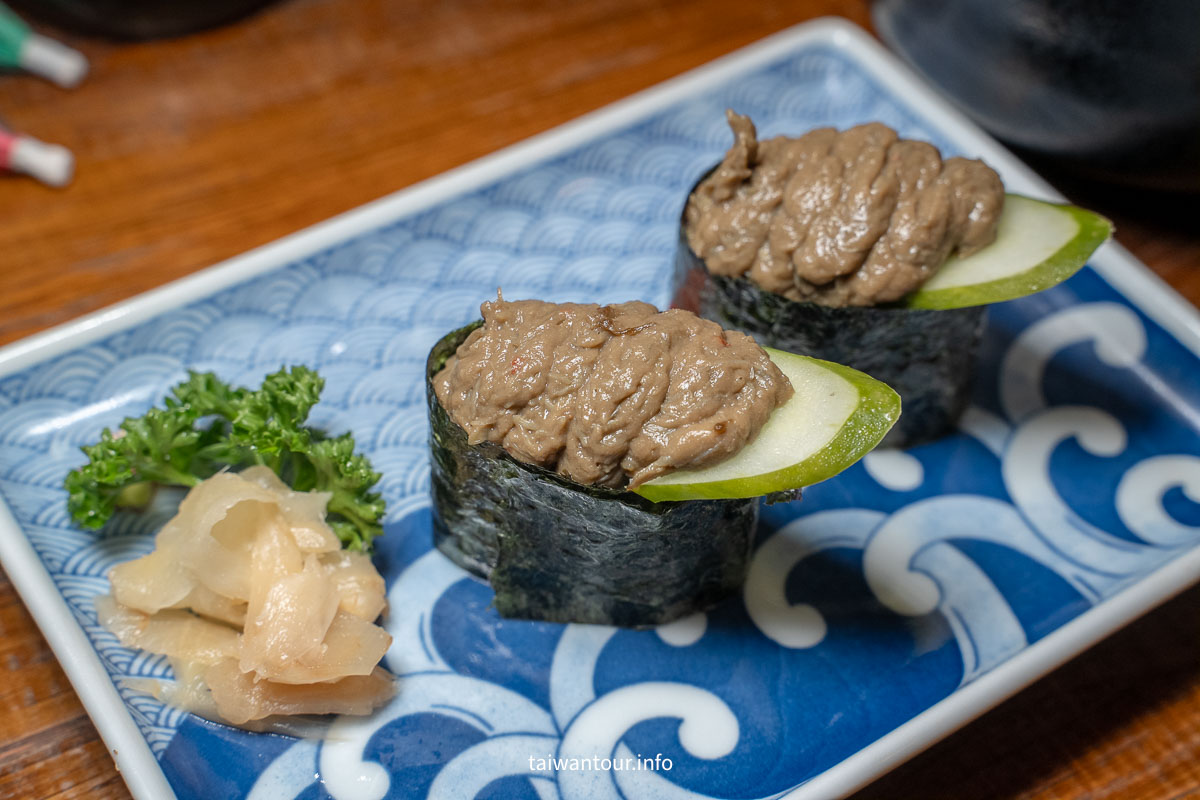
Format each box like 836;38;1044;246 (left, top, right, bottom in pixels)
9;0;279;39
873;0;1200;193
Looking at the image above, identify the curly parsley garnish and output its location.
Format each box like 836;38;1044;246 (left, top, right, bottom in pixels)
64;366;386;552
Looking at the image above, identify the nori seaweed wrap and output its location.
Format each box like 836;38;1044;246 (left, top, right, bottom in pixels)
674;174;985;447
426;322;762;627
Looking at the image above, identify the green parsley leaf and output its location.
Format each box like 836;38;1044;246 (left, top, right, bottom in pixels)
64;366;386;551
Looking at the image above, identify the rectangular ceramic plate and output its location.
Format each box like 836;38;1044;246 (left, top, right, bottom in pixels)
2;18;1199;800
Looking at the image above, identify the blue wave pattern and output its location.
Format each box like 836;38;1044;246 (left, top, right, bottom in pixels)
0;42;1197;800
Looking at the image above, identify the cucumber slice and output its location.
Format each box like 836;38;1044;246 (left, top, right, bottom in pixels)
904;194;1112;310
634;348;900;502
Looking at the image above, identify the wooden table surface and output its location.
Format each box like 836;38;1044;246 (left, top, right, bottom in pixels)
1;1;1198;798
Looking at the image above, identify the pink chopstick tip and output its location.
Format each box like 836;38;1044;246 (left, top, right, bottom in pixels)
0;129;74;187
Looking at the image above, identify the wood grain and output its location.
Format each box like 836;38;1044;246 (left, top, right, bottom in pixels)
0;1;1197;799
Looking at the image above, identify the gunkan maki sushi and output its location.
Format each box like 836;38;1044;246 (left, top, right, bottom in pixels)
426;295;899;627
675;111;1112;446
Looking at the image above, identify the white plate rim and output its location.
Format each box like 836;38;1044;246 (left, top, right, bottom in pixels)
0;17;1197;800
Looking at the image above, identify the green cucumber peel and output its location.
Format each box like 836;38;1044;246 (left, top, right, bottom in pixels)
635;349;900;503
903;194;1112;311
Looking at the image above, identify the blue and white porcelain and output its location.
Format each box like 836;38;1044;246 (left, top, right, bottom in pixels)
0;18;1197;800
